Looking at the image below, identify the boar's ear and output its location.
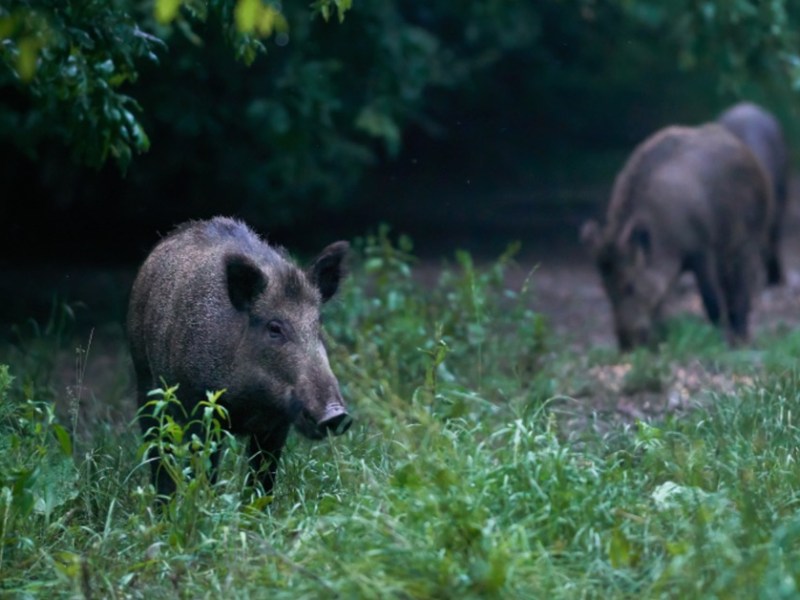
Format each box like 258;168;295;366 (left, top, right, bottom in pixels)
225;254;268;311
309;241;349;303
580;220;602;256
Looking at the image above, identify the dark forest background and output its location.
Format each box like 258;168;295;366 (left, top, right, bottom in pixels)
2;0;800;319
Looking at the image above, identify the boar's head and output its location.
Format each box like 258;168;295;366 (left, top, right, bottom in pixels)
581;220;666;351
224;241;352;439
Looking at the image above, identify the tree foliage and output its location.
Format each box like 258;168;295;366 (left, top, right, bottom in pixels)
620;0;800;91
0;0;348;170
0;1;160;168
1;1;799;237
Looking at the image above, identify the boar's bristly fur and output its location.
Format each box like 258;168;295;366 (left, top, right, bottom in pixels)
127;216;351;497
718;101;789;285
581;124;773;351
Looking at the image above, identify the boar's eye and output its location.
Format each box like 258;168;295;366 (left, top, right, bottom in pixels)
266;319;287;341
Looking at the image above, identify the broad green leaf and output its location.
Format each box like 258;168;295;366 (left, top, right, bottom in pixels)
336;0;353;22
155;0;182;24
235;0;260;34
609;527;631;568
235;0;287;37
355;106;401;157
0;17;14;39
256;6;287;37
94;59;114;75
131;122;150;152
17;37;39;82
32;456;79;517
52;551;81;578
51;424;72;457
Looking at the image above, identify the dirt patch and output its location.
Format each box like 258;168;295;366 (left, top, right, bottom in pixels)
512;178;800;429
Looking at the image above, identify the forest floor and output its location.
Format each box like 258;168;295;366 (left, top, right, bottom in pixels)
514;180;800;431
3;179;800;438
402;174;800;433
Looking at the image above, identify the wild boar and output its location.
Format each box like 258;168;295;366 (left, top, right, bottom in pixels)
718;101;789;285
127;216;352;496
581;124;772;351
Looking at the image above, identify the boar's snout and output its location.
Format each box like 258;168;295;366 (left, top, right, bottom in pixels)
319;410;353;436
296;402;352;440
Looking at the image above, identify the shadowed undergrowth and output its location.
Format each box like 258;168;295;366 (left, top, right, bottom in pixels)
2;228;800;598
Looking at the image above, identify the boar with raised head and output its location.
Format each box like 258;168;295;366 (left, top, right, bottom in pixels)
718;101;789;285
127;216;352;496
581;124;772;351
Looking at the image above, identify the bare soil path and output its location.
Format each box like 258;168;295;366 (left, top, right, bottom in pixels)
526;182;800;348
507;178;800;430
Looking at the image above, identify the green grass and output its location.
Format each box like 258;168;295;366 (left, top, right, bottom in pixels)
3;228;800;598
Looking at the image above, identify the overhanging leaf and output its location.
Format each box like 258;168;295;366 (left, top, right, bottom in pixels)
17;37;40;82
154;0;183;24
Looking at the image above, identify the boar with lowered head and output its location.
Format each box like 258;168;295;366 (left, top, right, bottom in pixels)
718;101;789;285
581;124;772;351
127;216;352;496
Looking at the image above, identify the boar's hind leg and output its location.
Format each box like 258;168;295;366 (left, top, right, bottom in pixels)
766;223;783;286
689;254;726;327
248;426;290;493
766;254;783;287
720;261;753;345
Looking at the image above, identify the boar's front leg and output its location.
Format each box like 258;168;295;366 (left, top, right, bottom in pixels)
689;253;726;327
723;285;751;346
719;254;755;345
248;425;290;493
